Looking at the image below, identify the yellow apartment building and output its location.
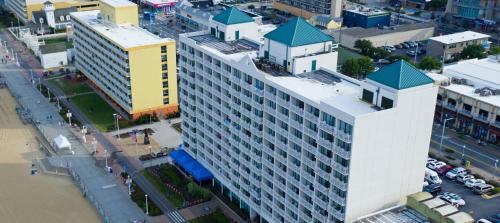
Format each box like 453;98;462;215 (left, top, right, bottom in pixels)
4;0;99;22
70;0;178;119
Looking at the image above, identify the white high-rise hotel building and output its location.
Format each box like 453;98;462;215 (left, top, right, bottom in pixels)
178;7;438;223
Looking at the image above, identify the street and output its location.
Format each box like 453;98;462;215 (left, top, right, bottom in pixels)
430;123;499;179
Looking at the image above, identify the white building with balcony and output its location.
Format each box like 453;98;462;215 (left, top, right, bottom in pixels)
177;7;439;223
435;57;500;144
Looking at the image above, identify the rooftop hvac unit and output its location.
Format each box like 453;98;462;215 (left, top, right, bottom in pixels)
479;88;493;96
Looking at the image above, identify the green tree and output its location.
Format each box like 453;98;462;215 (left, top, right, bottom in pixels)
248;4;255;10
341;58;360;77
354;39;374;56
489;46;500;55
358;57;375;78
418;56;442;70
427;0;447;9
460;44;487;59
372;48;390;60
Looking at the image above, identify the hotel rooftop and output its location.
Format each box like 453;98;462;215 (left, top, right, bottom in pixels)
71;10;173;49
182;16;435;116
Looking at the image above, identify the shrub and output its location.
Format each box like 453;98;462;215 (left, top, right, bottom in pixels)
487;180;500;188
187;182;212;200
492;187;500;195
444;155;456;161
444;148;455;154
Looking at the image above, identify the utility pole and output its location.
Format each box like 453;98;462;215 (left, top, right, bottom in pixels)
439;117;454;156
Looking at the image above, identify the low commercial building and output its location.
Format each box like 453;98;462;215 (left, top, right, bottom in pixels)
342;3;391;28
308;14;342;30
39;42;67;70
272;0;342;18
4;0;98;22
175;0;261;31
427;31;490;61
435;57;500;144
329;22;435;49
142;0;176;16
71;0;178;119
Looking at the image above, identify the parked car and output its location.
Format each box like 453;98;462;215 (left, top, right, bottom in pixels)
439;192;466;207
436;165;454;175
402;43;410;49
423;183;442;195
477;219;493;223
446;167;467;179
425;168;442;184
377;59;391;64
395;44;403;49
456;174;474;183
385;45;396;51
406;50;417;56
428;161;446;170
465;179;486;188
427;158;437;163
473;184;494;195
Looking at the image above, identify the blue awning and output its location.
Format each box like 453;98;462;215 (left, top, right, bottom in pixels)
169;147;213;182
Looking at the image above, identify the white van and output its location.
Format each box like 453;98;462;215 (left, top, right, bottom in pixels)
425;168;442;184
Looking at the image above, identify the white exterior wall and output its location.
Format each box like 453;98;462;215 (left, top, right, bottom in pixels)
40;51;68;69
345;83;438;222
179;31;438;223
262;39;335;74
292;51;338;74
211;21;259;42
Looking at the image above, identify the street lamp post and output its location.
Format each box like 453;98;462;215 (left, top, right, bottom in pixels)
439;117;454;156
66;112;72;126
104;149;109;169
145;194;149;215
461;145;466;160
92;137;97;154
113;114;121;140
47;87;51;102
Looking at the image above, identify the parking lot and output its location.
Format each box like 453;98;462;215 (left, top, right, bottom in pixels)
436;174;500;220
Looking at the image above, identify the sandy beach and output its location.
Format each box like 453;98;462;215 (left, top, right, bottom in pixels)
0;88;100;223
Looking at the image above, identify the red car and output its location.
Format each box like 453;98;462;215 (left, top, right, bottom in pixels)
436;164;454;175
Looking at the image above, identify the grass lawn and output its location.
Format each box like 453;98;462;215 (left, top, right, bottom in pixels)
190;209;230;223
142;170;185;208
70;93;116;131
43;37;73;49
338;46;363;65
48;78;93;95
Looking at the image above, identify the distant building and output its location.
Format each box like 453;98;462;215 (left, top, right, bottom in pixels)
446;0;500;23
71;0;178;119
308;14;342;30
330;22;435;49
175;0;261;31
178;6;439;223
342;3;391;28
426;31;490;61
39;42;68;70
435;57;500;144
4;0;98;22
142;0;176;16
30;1;76;33
273;0;343;19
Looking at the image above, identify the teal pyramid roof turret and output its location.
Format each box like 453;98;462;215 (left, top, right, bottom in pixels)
212;7;254;25
263;17;333;47
367;60;434;90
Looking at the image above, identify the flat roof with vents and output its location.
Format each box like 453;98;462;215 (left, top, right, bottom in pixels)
429;31;490;45
71;10;173;49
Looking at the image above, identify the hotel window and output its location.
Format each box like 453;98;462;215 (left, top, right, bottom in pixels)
381;96;393;109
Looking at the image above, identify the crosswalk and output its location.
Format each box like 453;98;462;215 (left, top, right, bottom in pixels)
168;211;186;223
